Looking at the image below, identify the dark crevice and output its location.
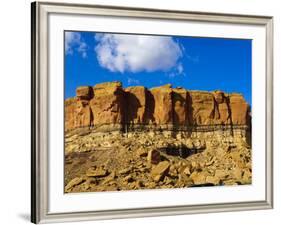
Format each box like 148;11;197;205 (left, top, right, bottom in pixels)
158;146;205;158
225;96;234;136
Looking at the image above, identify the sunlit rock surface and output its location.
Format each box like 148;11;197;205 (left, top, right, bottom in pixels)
64;82;252;193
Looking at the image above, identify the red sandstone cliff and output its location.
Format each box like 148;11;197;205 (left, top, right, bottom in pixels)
65;82;251;131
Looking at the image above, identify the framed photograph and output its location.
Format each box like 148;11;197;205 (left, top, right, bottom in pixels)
31;1;273;223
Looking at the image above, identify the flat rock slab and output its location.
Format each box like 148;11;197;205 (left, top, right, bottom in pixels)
151;161;170;176
86;168;108;177
65;177;85;192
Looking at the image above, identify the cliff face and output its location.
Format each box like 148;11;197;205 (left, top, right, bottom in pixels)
64;82;252;192
65;82;251;132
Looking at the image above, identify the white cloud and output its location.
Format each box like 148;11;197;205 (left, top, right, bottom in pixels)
127;77;140;85
65;32;87;58
177;63;184;75
167;63;186;78
94;34;184;73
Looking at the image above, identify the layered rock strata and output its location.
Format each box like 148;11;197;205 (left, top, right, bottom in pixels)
65;82;251;133
64;82;252;193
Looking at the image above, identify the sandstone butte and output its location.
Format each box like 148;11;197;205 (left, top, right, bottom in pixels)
65;81;251;132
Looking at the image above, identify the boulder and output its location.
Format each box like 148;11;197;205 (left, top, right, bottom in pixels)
190;171;206;185
151;161;170;181
147;149;161;166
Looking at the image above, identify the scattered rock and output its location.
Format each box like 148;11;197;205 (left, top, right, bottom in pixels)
183;166;191;175
102;172;116;185
168;165;178;176
242;169;252;183
86;168;108;177
137;148;147;157
151;161;170;181
206;176;220;185
198;161;205;168
147;149;161;165
123;175;134;183
85;177;97;186
210;140;220;148
205;157;215;166
145;182;157;189
215;169;228;179
190;172;206;185
231;167;242;180
193;139;206;150
65;160;73;164
176;133;184;140
163;176;174;185
177;174;193;187
148;131;156;138
151;161;170;176
65;177;86;192
185;139;194;149
191;161;198;169
223;180;238;185
163;131;173;138
131;180;144;189
153;174;163;182
119;167;132;175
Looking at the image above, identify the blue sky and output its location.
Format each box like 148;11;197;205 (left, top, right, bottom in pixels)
65;31;252;105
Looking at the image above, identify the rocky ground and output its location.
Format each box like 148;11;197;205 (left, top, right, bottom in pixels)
64;129;252;193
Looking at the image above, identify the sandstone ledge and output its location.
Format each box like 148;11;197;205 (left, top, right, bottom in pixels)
65;82;251;132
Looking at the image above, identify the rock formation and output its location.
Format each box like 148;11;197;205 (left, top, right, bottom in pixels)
150;84;174;125
125;86;147;124
89;82;125;128
64;82;252;193
65;82;251;131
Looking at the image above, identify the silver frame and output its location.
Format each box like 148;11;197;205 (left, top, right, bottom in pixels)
31;1;274;224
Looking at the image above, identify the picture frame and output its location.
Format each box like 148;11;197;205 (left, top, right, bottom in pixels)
31;1;273;224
